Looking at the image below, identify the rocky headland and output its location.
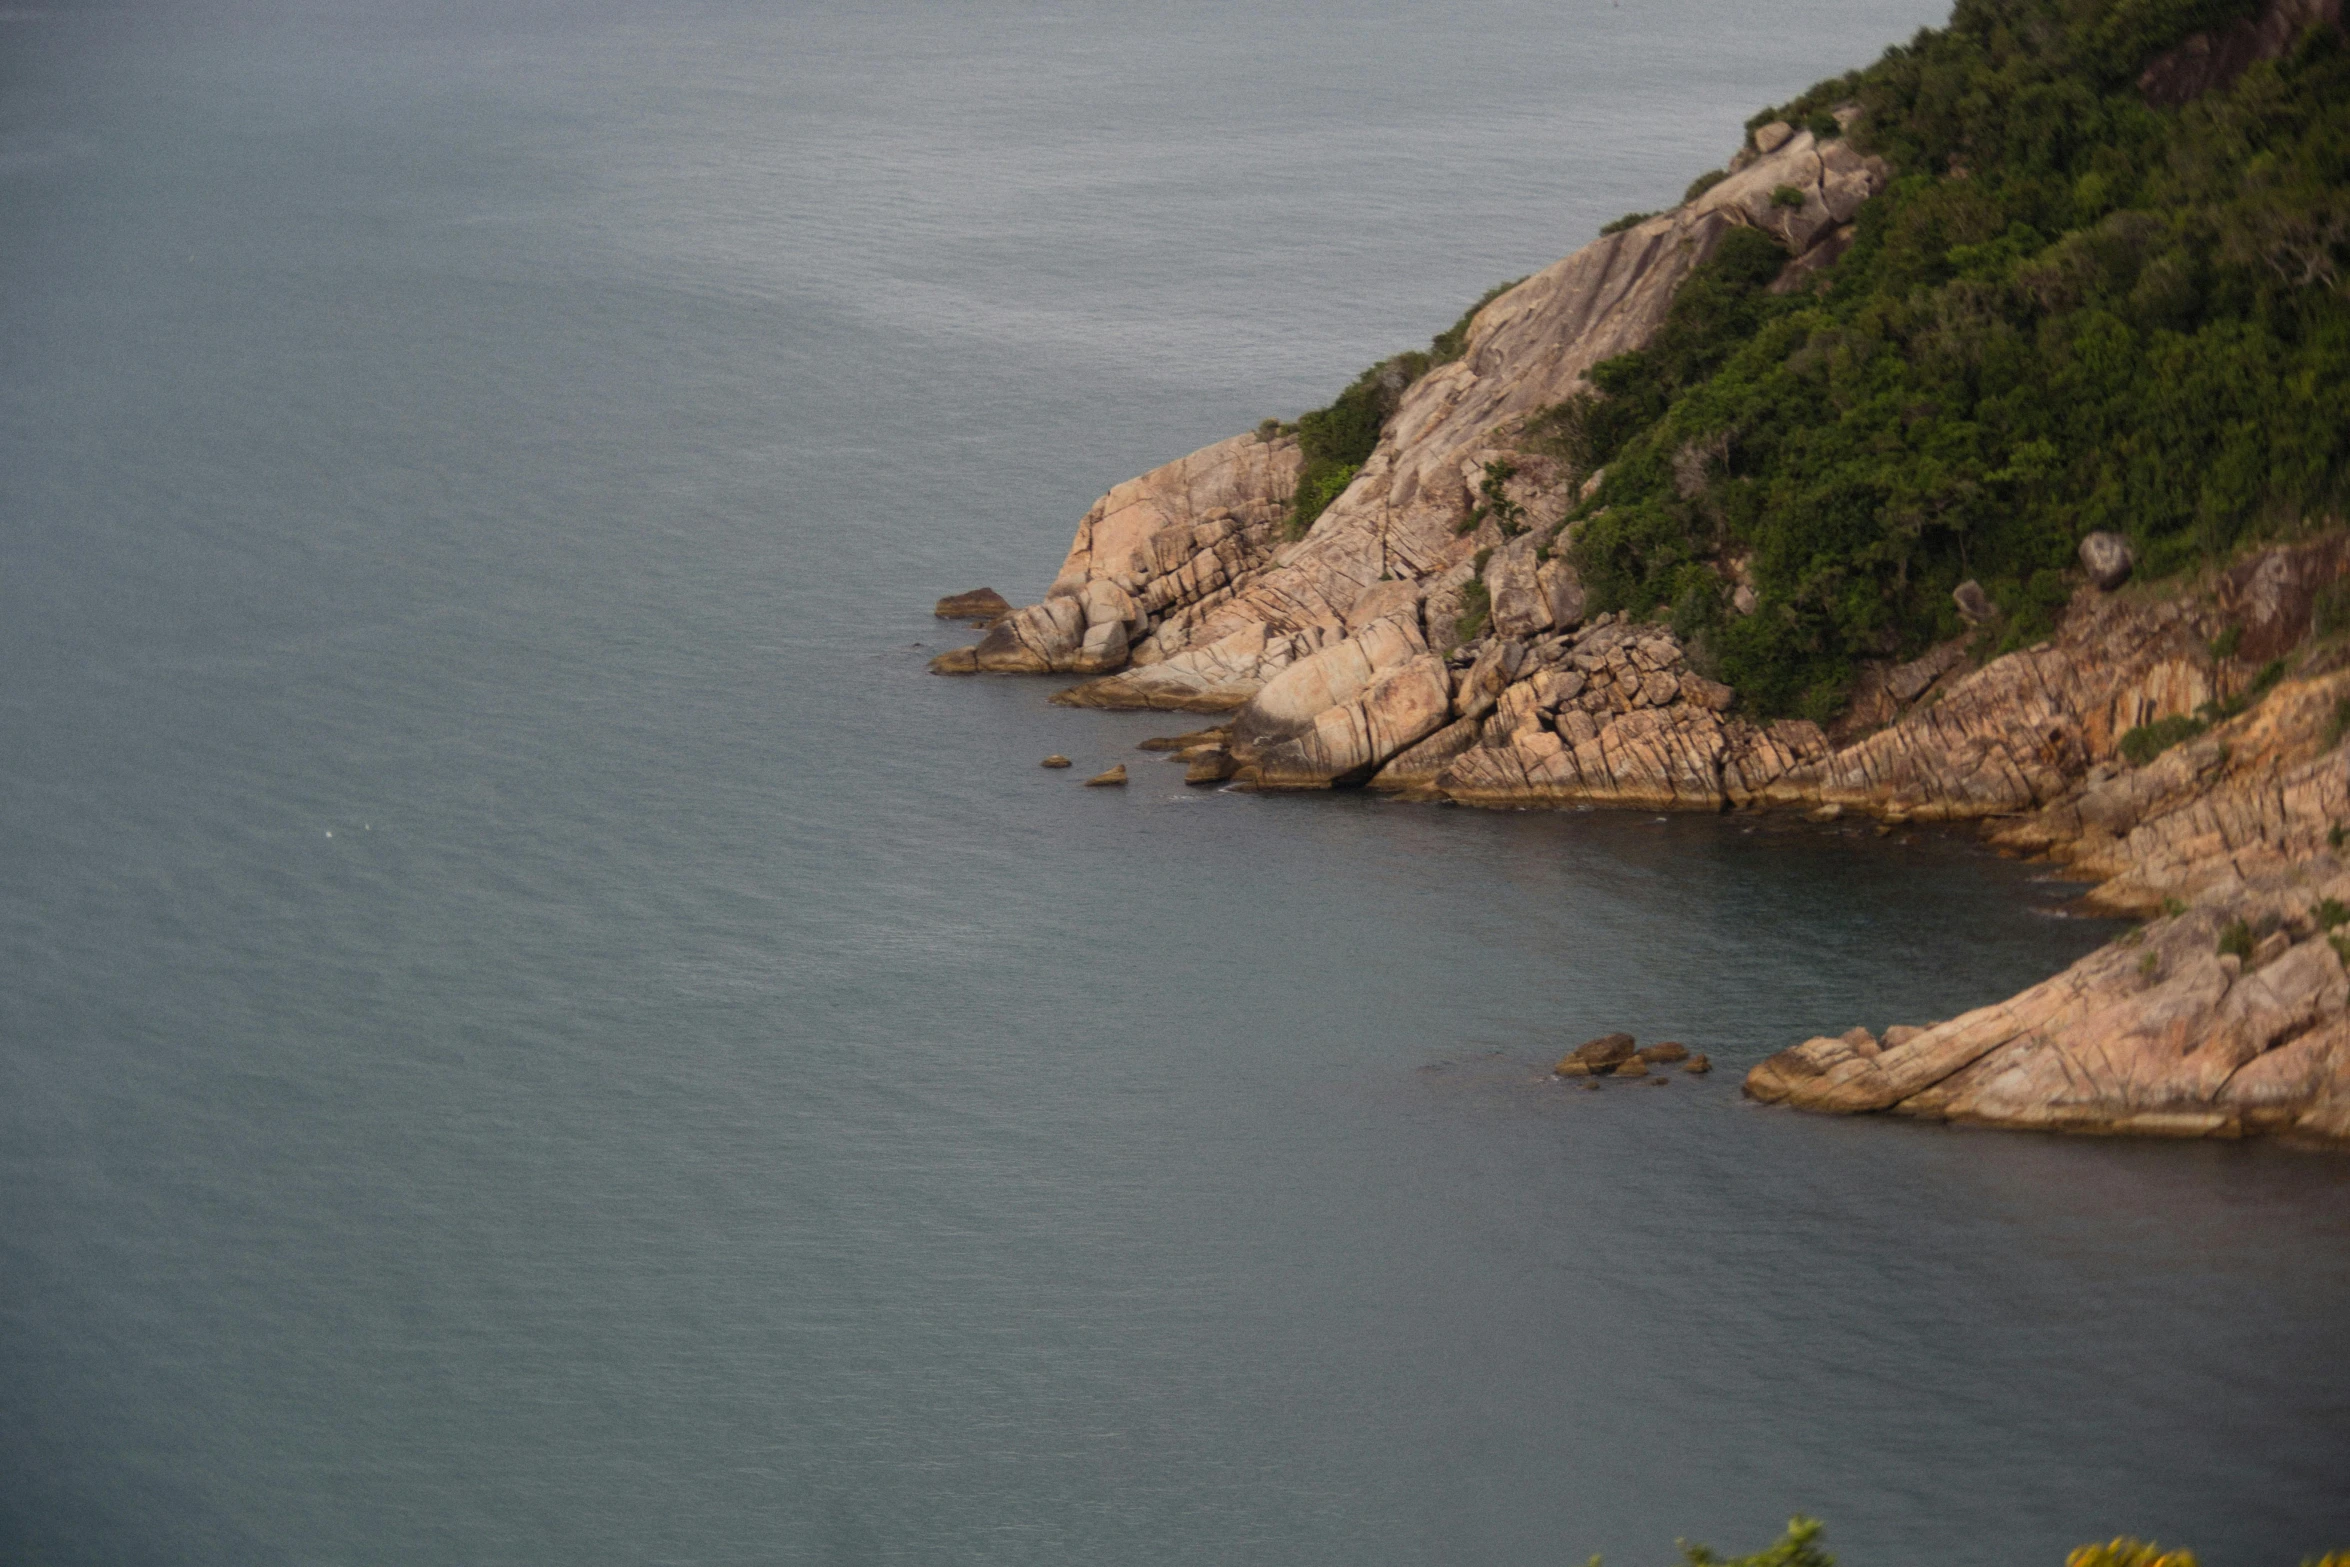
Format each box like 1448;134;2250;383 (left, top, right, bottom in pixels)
928;1;2350;1149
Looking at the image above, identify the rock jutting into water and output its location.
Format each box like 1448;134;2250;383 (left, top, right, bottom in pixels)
930;28;2350;1148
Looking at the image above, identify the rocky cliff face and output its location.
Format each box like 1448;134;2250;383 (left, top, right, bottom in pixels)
935;122;1886;729
1749;640;2350;1148
928;105;2350;1149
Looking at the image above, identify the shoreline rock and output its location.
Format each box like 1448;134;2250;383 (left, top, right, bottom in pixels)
926;107;2350;1150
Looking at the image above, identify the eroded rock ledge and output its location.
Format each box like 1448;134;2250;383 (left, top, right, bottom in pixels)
927;113;2350;1149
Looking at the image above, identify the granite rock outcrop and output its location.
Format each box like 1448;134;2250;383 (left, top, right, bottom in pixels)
928;91;2350;1148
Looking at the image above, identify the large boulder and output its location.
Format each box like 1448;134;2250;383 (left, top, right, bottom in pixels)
1229;616;1451;788
2079;532;2135;591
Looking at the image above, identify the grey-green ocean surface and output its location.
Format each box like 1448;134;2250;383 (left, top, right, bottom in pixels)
3;2;2346;1562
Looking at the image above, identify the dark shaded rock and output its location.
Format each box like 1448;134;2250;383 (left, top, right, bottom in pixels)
1639;1041;1690;1063
2218;536;2350;662
1953;579;1998;626
2079;532;2135;591
1684;1054;1712;1074
1184;750;1239;785
935;587;1013;622
1554;1032;1638;1076
1138;728;1230;752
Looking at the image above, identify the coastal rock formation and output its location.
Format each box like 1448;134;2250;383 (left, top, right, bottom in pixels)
933;126;1888;714
1749;657;2350;1145
931;74;2350;1147
929;431;1302;680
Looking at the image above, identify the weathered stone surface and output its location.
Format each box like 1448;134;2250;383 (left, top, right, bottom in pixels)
1237;655;1453;790
1555;1033;1637;1076
2216;534;2350;662
2079;532;2135;590
1023;130;1884;712
1953;579;1997;625
934;431;1301;680
935;587;1013;622
1040;754;1071;768
1138;727;1229;752
1752;656;2350;1146
1613;1058;1651;1078
1084;764;1128;787
1184;749;1240;785
1746;587;2220;821
967;594;1086;674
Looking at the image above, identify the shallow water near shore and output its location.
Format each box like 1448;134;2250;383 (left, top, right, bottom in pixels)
5;1;2349;1563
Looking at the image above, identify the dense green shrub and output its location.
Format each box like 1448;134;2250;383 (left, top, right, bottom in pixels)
1554;0;2350;713
1673;1516;1836;1567
1602;210;1658;234
1454;579;1492;643
2121;711;2208;762
2219;917;2258;959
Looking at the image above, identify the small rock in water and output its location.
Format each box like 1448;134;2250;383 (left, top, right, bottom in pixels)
1040;755;1072;769
1612;1059;1650;1078
1084;764;1128;787
1555;1032;1637;1076
1138;727;1229;753
1638;1041;1689;1063
1684;1054;1711;1074
934;587;1012;623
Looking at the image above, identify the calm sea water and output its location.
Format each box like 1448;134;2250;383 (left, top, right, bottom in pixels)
4;2;2346;1563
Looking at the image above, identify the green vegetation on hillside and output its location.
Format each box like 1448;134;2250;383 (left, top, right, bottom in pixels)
1557;0;2350;717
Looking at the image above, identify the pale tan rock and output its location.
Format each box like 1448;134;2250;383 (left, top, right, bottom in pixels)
1040;755;1072;768
1441;704;1733;810
1035;131;1884;711
1238;655;1453;791
1084;764;1128;787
